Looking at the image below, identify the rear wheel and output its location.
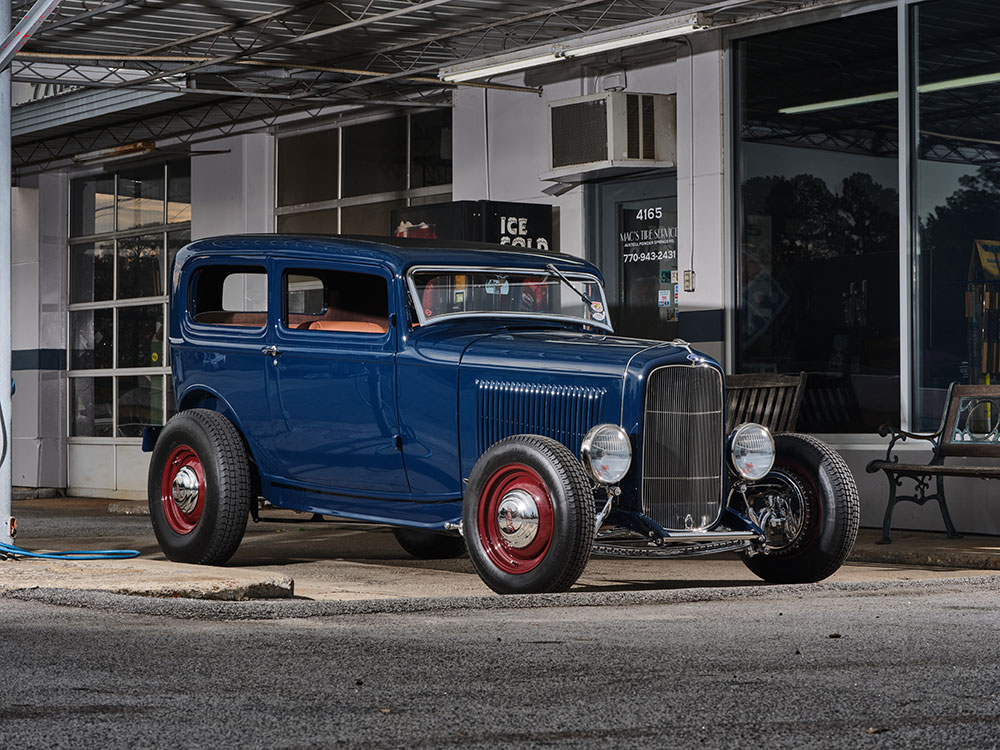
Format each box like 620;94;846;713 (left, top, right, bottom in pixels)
464;435;595;594
147;409;253;565
740;433;859;584
393;528;466;559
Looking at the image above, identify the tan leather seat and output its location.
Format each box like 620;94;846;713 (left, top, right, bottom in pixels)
307;320;387;334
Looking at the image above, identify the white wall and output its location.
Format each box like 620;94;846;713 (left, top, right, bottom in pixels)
12;177;67;491
191;132;275;239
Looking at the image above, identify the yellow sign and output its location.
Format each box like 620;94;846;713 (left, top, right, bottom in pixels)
973;239;1000;280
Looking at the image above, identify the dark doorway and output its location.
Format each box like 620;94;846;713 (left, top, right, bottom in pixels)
587;173;678;340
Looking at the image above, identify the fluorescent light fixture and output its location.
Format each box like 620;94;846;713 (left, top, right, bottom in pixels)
779;90;896;115
780;70;1000;115
72;140;157;165
562;14;709;58
440;53;562;83
439;11;710;83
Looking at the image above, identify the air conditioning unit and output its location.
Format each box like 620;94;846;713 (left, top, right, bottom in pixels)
542;91;676;184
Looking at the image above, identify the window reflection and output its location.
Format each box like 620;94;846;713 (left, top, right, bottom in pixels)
118;375;163;438
70;241;114;303
913;0;1000;429
117;234;163;299
70;309;113;370
167;160;191;224
342;118;407;198
118;165;165;230
736;11;900;433
70;176;114;237
70;377;113;437
117;304;165;368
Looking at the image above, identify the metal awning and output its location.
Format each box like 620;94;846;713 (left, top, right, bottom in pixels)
9;0;850;169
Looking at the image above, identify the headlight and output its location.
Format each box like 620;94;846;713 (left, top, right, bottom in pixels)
729;423;775;481
581;424;632;484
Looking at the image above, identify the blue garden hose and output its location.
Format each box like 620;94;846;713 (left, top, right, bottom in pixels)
1;379;140;561
0;542;140;560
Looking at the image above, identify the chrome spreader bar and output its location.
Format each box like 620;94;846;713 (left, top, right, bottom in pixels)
592;538;755;558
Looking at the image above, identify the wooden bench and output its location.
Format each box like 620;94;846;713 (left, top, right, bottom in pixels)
725;372;807;434
867;383;1000;543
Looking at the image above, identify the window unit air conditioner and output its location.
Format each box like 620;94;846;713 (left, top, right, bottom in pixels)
542;91;677;184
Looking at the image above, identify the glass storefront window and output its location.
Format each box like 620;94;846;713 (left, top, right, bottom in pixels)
167;228;191;279
117;375;163;438
70;175;115;237
277;112;452;236
118;304;165;369
410;110;453;189
117;234;164;300
277;208;338;234
342;117;407;198
735;11;900;433
69;241;114;303
912;0;1000;429
69;309;113;370
68;160;189;441
277;130;338;206
70;377;113;437
341;200;406;236
117;164;165;231
167;160;191;224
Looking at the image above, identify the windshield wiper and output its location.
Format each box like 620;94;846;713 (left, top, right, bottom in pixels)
544;263;594;307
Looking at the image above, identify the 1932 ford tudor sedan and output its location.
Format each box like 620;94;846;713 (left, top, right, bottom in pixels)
146;234;859;594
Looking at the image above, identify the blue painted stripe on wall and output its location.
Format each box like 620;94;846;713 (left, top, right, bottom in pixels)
12;349;66;371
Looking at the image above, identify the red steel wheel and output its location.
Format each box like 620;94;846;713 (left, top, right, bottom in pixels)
160;444;206;535
476;463;555;574
464;435;594;595
148;409;253;565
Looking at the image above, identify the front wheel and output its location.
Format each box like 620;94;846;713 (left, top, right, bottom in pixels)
464;435;595;595
740;433;859;584
147;409;253;565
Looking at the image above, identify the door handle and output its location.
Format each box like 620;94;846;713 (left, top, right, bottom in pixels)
261;345;280;357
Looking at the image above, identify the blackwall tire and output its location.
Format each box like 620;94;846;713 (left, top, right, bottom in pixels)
393;528;467;559
464;435;595;594
741;433;859;584
147;409;253;565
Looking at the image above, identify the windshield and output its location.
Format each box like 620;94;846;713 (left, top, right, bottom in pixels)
407;267;612;331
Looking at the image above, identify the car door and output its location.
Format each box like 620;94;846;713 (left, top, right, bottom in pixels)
265;259;409;495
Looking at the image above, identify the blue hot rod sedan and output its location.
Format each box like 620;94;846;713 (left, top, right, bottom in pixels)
145;234;859;594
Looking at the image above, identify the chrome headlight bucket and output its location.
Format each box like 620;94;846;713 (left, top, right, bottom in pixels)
728;423;775;482
581;424;632;485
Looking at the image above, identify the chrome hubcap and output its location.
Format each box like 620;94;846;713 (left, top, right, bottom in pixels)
496;489;539;549
171;466;201;513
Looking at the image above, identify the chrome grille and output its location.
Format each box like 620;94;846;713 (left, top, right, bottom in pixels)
476;379;606;455
641;365;724;531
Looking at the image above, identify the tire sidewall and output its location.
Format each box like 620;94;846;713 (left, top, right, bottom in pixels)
148;411;237;563
464;437;591;594
743;433;859;583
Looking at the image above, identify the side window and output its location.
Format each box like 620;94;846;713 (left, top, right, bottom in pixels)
190;266;267;328
284;268;389;334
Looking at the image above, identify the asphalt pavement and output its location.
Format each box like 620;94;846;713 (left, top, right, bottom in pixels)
2;576;999;748
3;497;1000;604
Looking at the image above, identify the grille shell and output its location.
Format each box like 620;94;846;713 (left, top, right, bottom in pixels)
640;364;725;531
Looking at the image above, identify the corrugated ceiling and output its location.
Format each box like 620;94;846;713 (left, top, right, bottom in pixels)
9;0;849;167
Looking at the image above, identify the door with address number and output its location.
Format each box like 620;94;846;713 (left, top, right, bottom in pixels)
588;174;678;340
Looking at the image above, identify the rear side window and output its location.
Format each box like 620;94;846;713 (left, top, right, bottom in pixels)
190;266;267;328
284;268;389;334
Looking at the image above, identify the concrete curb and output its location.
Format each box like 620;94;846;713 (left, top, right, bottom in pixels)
0;558;294;600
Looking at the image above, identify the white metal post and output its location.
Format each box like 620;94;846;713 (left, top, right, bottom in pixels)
1;0;12;546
